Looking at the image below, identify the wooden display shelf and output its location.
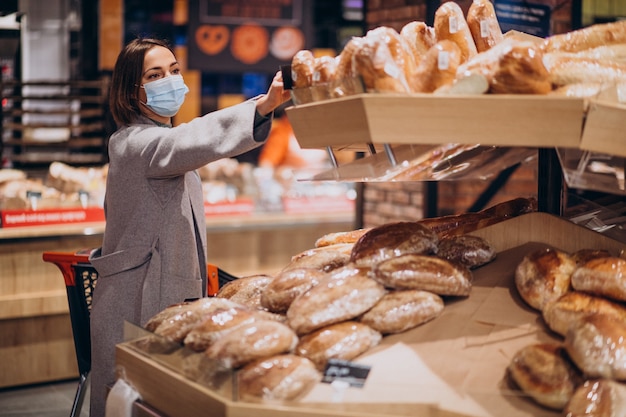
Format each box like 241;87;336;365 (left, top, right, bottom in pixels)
115;212;626;417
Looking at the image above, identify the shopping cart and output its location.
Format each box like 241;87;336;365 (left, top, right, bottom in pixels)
42;249;236;417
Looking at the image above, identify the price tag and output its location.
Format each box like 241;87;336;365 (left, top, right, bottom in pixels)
321;359;371;388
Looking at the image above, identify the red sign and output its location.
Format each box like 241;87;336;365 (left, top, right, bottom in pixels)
204;198;255;216
1;207;105;228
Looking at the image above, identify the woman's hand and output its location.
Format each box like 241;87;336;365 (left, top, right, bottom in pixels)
256;71;292;117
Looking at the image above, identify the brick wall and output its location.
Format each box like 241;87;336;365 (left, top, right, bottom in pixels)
359;1;572;228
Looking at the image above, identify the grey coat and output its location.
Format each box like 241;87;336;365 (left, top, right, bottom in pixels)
88;98;271;417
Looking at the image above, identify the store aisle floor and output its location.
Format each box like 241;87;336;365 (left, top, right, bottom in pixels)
0;379;89;417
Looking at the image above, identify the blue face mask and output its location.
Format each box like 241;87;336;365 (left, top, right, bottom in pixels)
141;74;189;117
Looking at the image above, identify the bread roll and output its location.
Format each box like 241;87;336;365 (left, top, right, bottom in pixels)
205;320;298;369
350;221;439;268
542;291;626;337
238;354;320;402
260;267;327;313
508;343;581;410
413;40;462;93
284;245;352;273
571;249;612;266
359;290;444;334
565;314;626;380
466;0;503;53
315;228;372;248
183;305;257;352
436;234;496;269
564;379;626;417
295;321;382;370
543;20;626;53
514;247;576;311
434;1;478;63
372;254;473;296
144;301;192;333
286;265;386;335
571;256;626;302
215;274;274;309
400;21;436;64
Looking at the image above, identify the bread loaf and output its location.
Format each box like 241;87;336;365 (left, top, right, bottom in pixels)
564;379;626;417
315;228;372;248
312;55;337;84
466;0;503;53
542;291;626;337
514;247;576;311
400;21;436;64
286;265;386;335
565;314;626;380
543;53;626;87
571;249;612;266
571;256;626;302
260;267;327;313
215;274;274;309
205;320;298;369
295;321;382;370
183;305;257;352
284;245;352;273
434;1;478;63
413;40;462;93
436;234;496;269
508;343;581;410
350;221;439;267
372;254;473;296
542;20;626;53
237;354;320;402
359;290;444;334
291;50;315;88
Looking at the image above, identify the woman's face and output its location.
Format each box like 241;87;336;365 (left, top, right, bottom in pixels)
138;45;182;122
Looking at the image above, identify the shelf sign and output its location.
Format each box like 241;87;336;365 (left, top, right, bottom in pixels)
494;0;551;37
322;358;371;388
188;0;313;73
1;207;105;228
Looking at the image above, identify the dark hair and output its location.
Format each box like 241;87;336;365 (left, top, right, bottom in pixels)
109;38;175;126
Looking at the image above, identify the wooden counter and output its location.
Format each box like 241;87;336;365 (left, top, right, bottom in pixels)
0;211;355;388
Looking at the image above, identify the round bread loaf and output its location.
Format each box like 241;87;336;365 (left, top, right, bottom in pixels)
215;274;274;309
372;254;472;296
359;290;444;334
237;354;320;402
514;247;576;311
205;320;298;369
260;267;327;313
350;221;439;268
144;301;192;333
434;1;478;63
563;379;626;417
286;265;386;335
315;228;372;248
436;234;496;269
284;245;352;273
508;343;581;410
571;256;626;302
295;321;382;370
565;314;626;380
183;305;257;352
542;291;626;337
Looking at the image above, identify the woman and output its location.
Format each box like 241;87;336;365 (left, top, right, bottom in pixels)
88;37;290;416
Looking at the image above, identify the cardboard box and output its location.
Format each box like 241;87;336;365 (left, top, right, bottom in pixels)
115;212;626;417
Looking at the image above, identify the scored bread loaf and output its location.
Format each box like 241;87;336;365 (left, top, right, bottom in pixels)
436;234;496;269
571;256;626;302
315;228;372;248
215;274;274;309
514;247;576;311
295;321;382;370
183;305;258;352
508;343;582;410
563;379;626;417
286;265;386;335
564;313;626;380
284;245;352;273
542;291;626;337
260;267;328;313
237;354;320;402
372;254;472;296
434;1;478;63
466;0;504;53
359;290;444;334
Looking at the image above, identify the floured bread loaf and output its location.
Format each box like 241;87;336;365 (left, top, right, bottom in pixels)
542;291;626;337
295;321;382;370
260;267;328;313
565;314;626;380
372;254;472;296
508;343;581;410
542;20;626;53
359;290;444;334
315;228;372;248
284;245;352;272
564;379;626;417
205;320;298;369
183;305;258;352
436;234;496;269
144;301;192;332
287;265;386;335
571;256;626;302
350;221;439;267
543;53;626;87
238;354;320;402
216;274;274;309
514;247;576;311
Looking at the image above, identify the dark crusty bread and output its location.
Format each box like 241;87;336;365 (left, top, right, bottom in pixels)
436;234;496;269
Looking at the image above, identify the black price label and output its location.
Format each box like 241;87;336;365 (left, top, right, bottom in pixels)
321;359;371;388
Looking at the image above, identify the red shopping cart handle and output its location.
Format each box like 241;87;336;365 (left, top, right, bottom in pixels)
43;249;93;287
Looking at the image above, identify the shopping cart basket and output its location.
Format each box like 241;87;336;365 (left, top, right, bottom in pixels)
43;249;237;417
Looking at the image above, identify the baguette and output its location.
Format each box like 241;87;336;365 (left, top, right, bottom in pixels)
467;0;504;53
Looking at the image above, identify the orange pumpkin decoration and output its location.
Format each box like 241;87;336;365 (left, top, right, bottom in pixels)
195;25;230;56
230;24;269;65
